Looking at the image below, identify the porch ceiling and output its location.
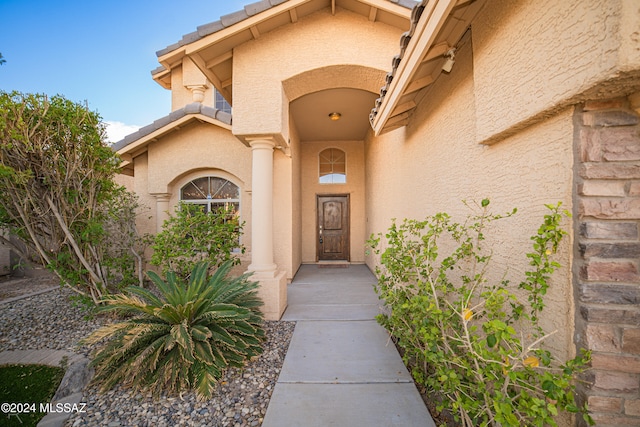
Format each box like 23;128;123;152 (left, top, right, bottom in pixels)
152;0;417;105
291;88;378;141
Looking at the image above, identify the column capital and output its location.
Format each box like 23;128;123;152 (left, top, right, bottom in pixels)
247;137;277;150
150;192;172;202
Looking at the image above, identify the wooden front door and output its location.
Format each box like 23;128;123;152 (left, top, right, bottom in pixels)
317;195;350;261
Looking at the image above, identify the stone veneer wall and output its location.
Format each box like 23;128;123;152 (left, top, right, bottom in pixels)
575;96;640;426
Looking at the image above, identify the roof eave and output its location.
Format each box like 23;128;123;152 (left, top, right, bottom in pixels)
113;103;234;160
156;0;308;69
372;0;458;136
116;114;231;159
154;0;417;100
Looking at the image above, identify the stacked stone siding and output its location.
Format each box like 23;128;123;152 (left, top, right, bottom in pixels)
575;96;640;426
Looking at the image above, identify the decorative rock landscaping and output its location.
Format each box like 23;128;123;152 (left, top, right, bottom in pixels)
0;280;295;427
0;279;102;354
67;320;294;427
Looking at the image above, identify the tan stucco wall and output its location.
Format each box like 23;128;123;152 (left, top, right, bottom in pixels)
170;62;214;111
232;7;403;140
170;65;190;111
147;122;250;197
301;140;366;264
130;121;253;263
473;0;640;144
113;172;134;192
365;34;575;358
128;120;306;280
290;120;302;276
273;148;294;278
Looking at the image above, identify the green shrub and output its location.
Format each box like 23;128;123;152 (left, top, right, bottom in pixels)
367;201;592;426
150;203;244;279
0;91;144;303
83;261;264;399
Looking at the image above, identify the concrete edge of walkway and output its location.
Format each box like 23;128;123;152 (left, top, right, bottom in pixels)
0;349;93;427
263;265;436;427
0;286;61;305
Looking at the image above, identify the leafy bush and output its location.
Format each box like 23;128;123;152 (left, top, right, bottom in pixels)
367;201;592;426
83;261;264;399
151;203;244;279
0;91;144;303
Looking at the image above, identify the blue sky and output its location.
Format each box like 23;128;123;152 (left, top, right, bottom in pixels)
0;0;249;142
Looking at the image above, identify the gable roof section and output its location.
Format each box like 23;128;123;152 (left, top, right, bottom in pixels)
152;0;418;105
113;103;233;174
370;0;486;135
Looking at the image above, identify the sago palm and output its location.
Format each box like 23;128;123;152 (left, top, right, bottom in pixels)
83;261;264;399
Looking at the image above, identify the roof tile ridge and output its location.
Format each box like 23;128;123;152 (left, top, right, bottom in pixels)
156;0;275;58
156;0;418;59
112;103;232;150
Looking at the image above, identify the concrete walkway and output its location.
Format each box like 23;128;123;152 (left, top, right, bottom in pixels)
262;264;435;427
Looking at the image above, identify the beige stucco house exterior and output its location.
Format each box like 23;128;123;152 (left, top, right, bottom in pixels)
114;0;640;424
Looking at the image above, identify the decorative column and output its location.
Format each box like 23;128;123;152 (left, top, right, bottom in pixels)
247;138;287;320
152;193;172;233
249;139;277;273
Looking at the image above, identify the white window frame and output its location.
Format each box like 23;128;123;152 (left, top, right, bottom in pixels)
318;148;347;184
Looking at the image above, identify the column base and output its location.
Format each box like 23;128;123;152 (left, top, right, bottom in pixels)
252;269;287;320
248;263;278;275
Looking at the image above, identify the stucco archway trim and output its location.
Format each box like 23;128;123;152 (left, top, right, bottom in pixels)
169;168;245;193
282;64;388;102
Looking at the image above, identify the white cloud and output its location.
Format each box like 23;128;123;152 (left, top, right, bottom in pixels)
104;121;140;143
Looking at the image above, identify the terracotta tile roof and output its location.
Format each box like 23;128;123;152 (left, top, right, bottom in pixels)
111;102;231;151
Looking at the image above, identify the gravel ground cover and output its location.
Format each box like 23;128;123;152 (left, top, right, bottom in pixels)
0;278;295;427
0;277;102;353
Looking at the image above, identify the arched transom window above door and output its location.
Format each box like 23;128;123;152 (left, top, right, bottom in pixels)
319;148;346;184
180;176;240;214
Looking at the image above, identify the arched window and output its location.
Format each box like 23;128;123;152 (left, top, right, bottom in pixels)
319;148;346;184
180;176;240;214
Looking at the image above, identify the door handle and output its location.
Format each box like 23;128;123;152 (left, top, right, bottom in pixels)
319;225;323;244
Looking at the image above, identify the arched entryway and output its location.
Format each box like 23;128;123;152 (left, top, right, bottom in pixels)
283;65;385;264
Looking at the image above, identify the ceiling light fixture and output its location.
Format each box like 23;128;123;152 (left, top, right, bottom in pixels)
328;112;342;121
